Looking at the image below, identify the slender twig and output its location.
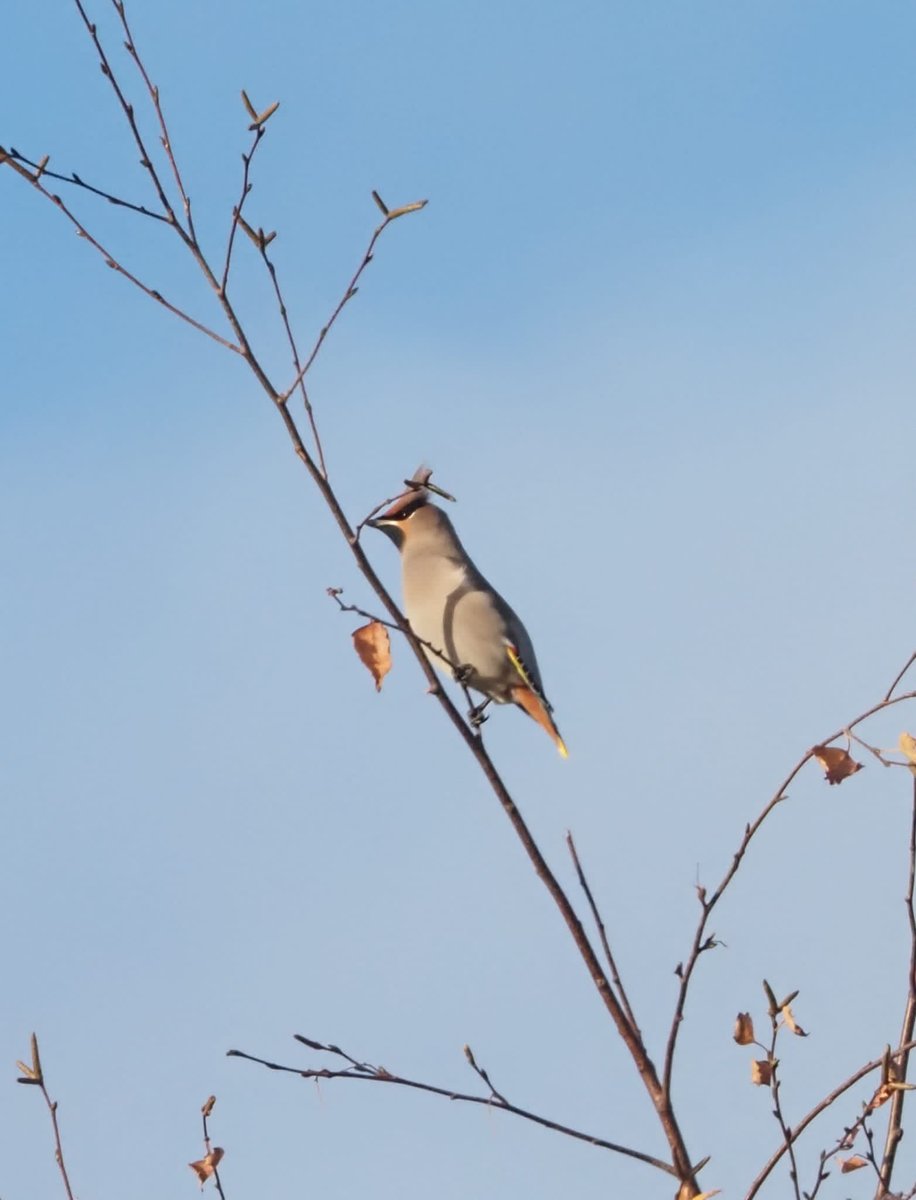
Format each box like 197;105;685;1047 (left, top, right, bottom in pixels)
745;1040;916;1200
278;199;428;404
221;126;264;295
4;148;168;219
226;1044;677;1176
39;1080;76;1200
112;0;196;234
258;234;328;478
463;1044;510;1105
663;680;916;1103
876;777;916;1197
886;652;916;702
566;832;640;1038
200;1096;228;1200
764;1016;802;1200
72;0;180;225
0;155;239;351
16;1036;76;1200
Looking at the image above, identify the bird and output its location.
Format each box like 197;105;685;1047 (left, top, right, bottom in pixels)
369;478;567;757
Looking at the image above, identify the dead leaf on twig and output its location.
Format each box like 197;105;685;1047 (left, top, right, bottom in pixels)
733;1013;755;1045
812;744;863;785
189;1147;224;1188
838;1155;868;1173
352;621;391;691
781;1005;808;1037
750;1059;773;1086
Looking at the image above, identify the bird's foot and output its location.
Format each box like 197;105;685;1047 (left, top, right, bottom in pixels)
467;699;492;728
453;663;474;685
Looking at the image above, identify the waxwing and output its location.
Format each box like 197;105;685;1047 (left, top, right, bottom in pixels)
369;481;567;757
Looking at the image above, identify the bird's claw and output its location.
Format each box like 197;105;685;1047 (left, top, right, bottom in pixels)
468;704;490;729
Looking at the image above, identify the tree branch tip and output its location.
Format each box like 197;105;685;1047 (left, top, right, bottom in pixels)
371;190;389;215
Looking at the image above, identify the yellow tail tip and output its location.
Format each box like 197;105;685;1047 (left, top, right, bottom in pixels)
556;737;569;759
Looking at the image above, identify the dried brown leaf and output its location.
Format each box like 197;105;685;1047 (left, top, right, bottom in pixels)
867;1081;894;1112
352;621;391;691
189;1147;224;1188
838;1155;868;1173
812;744;863;785
733;1012;755;1045
751;1059;773;1086
694;1192;722;1200
201;1095;216;1118
782;1005;808;1037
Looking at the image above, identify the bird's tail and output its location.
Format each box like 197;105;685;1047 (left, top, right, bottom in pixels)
510;684;568;758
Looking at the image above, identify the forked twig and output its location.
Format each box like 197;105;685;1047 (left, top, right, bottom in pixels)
664;677;916;1102
227;1040;678;1176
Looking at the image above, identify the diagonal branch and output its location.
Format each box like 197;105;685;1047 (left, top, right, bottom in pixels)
4;148;168;220
72;0;181;226
278;198;428;405
0;151;239;352
663;679;916;1103
566;831;640;1038
745;1038;916;1200
875;776;916;1197
112;0;196;235
226;1041;678;1176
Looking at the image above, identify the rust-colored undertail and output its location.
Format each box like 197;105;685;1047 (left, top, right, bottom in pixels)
505;644;568;758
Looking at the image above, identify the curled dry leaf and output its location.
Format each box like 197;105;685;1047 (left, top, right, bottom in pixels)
867;1080;894;1112
352;621;392;692
781;1005;808;1037
812;744;863;785
694;1192;722;1200
189;1147;224;1188
751;1059;773;1086
838;1155;868;1173
733;1012;755;1045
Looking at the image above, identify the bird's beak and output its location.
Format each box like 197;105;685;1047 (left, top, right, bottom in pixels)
367;517;402;547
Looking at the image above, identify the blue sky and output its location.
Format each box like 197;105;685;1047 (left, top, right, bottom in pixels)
4;3;916;1198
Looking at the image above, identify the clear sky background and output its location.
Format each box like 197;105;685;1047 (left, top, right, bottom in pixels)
3;3;916;1198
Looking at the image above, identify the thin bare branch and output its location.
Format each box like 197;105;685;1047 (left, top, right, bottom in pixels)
663;677;916;1102
886;652;916;702
566;831;641;1038
221;126;264;295
112;0;196;234
278;195;428;404
257;231;328;477
876;777;916;1197
226;1043;678;1177
0;158;239;352
4;148;168;220
17;1035;77;1200
745;1040;916;1200
199;1095;228;1200
72;0;180;225
762;1006;802;1200
463;1043;510;1106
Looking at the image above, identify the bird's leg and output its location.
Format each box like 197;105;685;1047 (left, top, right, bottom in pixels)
467;697;492;728
452;664;490;730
